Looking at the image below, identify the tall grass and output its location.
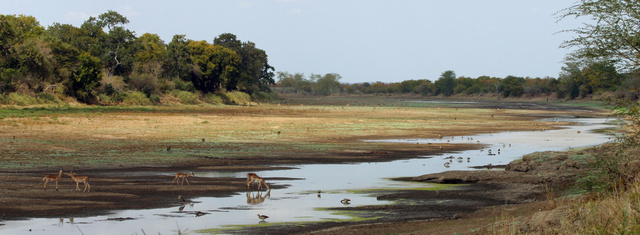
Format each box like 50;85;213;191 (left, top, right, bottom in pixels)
218;91;251;105
172;90;200;104
121;91;151;106
0;92;65;106
560;181;640;234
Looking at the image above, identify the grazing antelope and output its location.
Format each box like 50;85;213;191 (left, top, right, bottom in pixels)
172;172;194;185
246;173;270;190
68;171;90;192
43;169;63;191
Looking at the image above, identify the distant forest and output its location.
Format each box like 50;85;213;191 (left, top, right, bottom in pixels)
1;10;638;106
277;63;637;100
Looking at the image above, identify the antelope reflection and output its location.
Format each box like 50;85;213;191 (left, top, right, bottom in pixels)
246;190;271;205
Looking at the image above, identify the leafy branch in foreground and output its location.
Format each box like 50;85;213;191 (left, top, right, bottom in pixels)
556;0;640;71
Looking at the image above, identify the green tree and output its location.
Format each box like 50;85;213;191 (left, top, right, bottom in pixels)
313;73;342;95
163;34;192;81
82;11;135;75
558;0;640;70
188;40;240;93
96;10;130;31
65;53;102;103
0;14;44;57
0;14;49;92
500;76;525;97
133;33;166;76
435;70;456;96
213;33;275;93
277;71;311;94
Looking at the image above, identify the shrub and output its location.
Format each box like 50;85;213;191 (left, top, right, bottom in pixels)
149;94;161;105
4;92;37;105
203;93;224;104
128;73;159;96
173;90;200;104
250;91;275;102
174;79;195;92
36;93;64;105
121;91;151;106
225;91;251;105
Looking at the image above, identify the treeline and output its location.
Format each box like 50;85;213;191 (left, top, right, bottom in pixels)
276;60;639;100
0;11;275;105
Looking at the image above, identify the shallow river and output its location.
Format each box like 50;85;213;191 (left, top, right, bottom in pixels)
1;117;619;234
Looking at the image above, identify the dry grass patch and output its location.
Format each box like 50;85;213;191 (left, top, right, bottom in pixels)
0;103;586;170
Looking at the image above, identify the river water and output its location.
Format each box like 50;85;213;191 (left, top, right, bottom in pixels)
0;117;619;234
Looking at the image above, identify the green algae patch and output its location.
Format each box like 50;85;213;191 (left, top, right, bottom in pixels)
195;212;379;234
347;181;465;194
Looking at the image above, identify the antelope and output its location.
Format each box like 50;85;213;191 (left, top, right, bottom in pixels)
341;198;351;204
68;171;90;192
172;172;194;186
43;169;63;191
247;173;270;190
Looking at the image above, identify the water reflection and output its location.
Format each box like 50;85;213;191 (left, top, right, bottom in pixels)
246;190;271;205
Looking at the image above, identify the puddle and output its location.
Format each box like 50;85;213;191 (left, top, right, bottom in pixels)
0;117;620;234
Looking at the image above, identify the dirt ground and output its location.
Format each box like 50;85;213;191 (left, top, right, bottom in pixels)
0;98;608;234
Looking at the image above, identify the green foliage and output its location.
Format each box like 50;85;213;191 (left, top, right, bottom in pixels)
500;76;526;97
120;91;151;106
214;34;275;94
203;93;224;104
435;70;456;96
188;40;241;93
173;90;200;104
128;73;159;96
557;0;640;71
0;92;64;105
65;52;102;103
162;34;191;80
224;91;251;105
251;91;278;102
133;33;165;75
312;73;342;95
558;59;621;99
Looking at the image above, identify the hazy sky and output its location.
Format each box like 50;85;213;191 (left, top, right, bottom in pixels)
1;0;583;83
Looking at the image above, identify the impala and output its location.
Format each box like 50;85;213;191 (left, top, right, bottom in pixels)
68;171;90;192
43;169;63;191
246;173;270;190
172;172;195;186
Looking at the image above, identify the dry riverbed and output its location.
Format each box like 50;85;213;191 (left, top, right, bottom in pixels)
0;98;607;234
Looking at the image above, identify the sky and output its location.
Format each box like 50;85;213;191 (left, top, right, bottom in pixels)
0;0;584;84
